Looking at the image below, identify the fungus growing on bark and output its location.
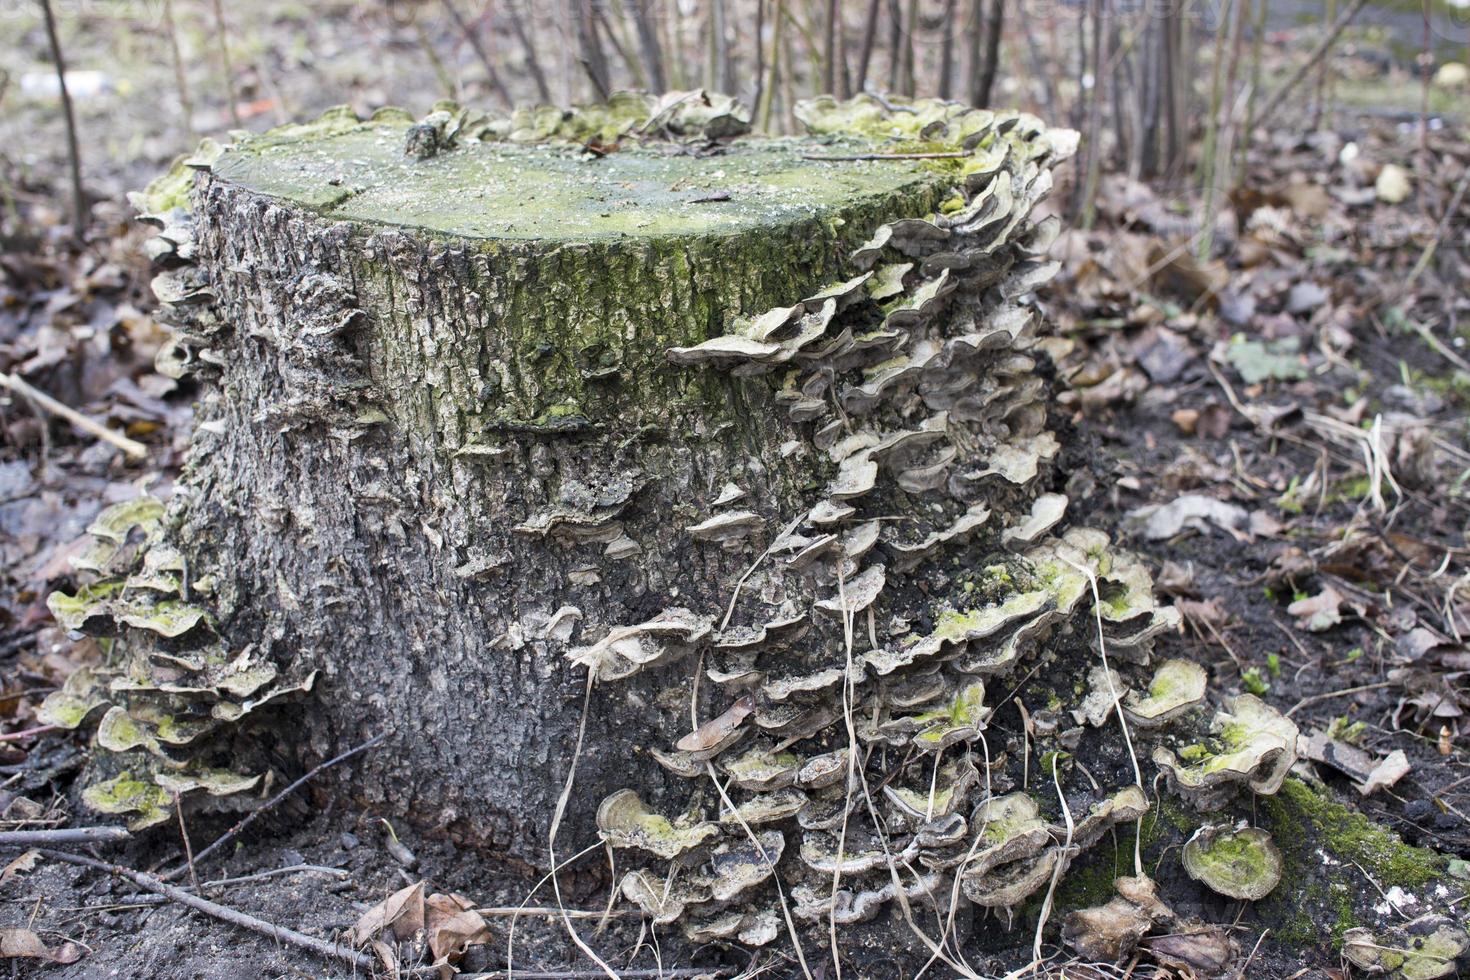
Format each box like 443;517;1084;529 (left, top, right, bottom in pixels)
709;831;786;901
1344;916;1470;979
596;790;719;860
76;86;1281;963
1124;658;1209;729
1181;824;1284;901
964;793;1051;876
1154;695;1299;809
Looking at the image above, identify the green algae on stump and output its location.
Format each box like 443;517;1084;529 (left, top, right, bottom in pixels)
210;124;951;243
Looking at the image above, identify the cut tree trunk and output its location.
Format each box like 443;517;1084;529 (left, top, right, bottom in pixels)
53;93;1194;945
172;108;953;867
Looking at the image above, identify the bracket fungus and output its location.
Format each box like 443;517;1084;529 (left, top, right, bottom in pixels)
1123;658;1209;729
596;790;719;861
1181;824;1284;901
1154;695;1299;809
39;496;309;828
1344;916;1470;980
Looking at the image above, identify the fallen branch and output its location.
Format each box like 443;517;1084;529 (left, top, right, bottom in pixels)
203;864;349;888
164;731;385;879
1286;681;1394;717
37;849;376;972
0;826;130;848
0;373;146;460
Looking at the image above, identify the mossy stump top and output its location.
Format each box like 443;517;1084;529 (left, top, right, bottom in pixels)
209;120;951;244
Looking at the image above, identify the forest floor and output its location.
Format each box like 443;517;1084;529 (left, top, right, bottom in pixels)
3;4;1470;979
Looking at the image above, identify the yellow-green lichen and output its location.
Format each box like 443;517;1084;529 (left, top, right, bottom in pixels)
82;772;172;830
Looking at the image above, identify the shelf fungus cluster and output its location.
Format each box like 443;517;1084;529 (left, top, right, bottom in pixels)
571;94;1302;950
39;498;306;828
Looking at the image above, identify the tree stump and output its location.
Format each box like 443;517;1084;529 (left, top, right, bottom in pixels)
48;94;1289;954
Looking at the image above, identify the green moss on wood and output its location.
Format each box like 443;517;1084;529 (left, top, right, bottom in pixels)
1259;778;1448;948
209;123;951;243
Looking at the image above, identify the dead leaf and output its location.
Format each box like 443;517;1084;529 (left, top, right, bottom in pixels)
1196;402;1232;439
1125;494;1249;541
675;693;754;754
425;892;491;975
1248;510;1283;538
0;850;40;887
352;881;425;945
1287;586;1344;632
0;927;82;964
1375;163;1411;203
1156;560;1197;597
1153;243;1228;303
1177;597;1229;629
1143;923;1237;976
1282;180;1332;218
1171;408;1200;435
1358;749;1410;797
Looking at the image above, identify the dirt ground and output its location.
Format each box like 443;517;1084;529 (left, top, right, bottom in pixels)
3;2;1470;978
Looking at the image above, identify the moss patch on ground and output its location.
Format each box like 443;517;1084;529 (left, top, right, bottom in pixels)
1259;777;1448;948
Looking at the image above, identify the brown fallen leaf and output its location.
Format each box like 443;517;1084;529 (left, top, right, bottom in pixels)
1143;922;1237;976
351;880;425;946
675;693;755;754
1196;402;1232;440
1170;408;1200;435
1282;179;1332;218
1177;597;1229;630
425;892;491;977
1248;510;1284;538
1358;749;1410;797
1287;586;1345;632
1155;560;1198;597
0;849;40;887
0;927;82;964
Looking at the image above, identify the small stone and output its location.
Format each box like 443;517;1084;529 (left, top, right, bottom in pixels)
1376;164;1412;204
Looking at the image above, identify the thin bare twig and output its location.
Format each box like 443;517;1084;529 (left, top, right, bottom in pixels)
37;0;85;239
161;0;194;137
0;373;146;459
1253;0;1370;129
202;864;348;888
1286;681;1394;717
173;791;200;894
440;0;512;104
207;0;241;127
37;849;376;971
0;826;129;848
